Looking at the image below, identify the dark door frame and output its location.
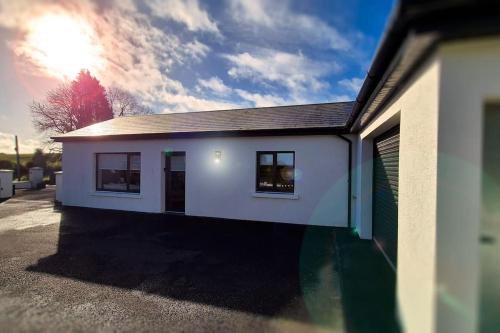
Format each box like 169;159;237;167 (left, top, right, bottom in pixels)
165;151;186;213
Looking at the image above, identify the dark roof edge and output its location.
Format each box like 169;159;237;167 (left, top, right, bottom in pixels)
348;0;500;131
346;2;407;129
52;127;350;142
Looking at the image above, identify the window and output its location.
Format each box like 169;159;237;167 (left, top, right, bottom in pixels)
96;153;141;193
256;151;295;193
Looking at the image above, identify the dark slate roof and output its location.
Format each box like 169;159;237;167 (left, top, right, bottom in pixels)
52;102;354;141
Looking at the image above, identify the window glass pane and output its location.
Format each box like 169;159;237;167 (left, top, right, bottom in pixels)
129;170;140;192
130;155;141;170
277;153;293;166
259;154;273;165
96;153;140;193
258;165;274;190
98;169;128;191
276;165;294;192
98;154;127;170
256;152;294;193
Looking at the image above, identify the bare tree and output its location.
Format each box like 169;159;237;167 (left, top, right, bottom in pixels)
31;72;151;155
31;83;75;135
31;70;113;136
107;87;152;117
31;70;113;153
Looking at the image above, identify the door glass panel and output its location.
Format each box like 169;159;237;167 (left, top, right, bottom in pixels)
170;155;185;171
166;153;186;212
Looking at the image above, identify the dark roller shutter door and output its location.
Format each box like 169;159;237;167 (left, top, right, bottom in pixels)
373;126;400;268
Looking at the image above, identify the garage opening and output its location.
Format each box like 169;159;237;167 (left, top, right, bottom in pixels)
480;104;500;332
372;126;400;270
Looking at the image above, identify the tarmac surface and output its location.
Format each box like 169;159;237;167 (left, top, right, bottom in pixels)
0;188;399;333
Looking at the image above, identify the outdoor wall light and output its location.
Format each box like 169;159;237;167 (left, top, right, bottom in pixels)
214;151;222;163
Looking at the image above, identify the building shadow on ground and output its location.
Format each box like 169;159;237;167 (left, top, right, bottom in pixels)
335;230;401;333
26;207;342;327
26;206;399;332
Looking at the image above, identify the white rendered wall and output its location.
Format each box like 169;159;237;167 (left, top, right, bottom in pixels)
62;135;352;226
434;37;500;333
356;55;440;333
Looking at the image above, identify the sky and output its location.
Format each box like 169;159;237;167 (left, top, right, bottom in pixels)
0;0;394;154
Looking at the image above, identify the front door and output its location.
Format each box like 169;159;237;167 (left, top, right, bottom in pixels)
165;152;185;213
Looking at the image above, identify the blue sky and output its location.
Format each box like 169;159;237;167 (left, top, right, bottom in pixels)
0;0;394;153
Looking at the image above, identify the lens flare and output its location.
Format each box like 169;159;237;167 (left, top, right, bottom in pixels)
20;13;104;80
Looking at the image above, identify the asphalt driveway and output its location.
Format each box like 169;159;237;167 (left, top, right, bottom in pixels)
0;188;399;333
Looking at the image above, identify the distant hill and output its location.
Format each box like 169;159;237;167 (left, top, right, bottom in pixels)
0;153;61;166
0;153;34;165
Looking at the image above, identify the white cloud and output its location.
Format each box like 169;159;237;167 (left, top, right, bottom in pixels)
339;77;364;94
197;76;232;95
0;132;43;154
159;92;241;113
145;0;220;36
196;77;290;108
235;89;288;107
329;94;352;103
225;49;339;98
185;39;211;62
228;0;350;51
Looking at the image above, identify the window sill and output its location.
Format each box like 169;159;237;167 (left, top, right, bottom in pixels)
91;191;143;199
252;192;299;200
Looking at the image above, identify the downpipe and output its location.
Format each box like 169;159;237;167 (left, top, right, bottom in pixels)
336;134;352;229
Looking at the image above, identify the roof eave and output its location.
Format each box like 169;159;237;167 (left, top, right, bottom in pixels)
348;0;500;132
52;127;351;142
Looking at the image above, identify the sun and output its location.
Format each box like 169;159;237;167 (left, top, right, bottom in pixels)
24;14;104;80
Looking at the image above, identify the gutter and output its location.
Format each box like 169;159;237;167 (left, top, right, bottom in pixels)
336;134;352;229
347;2;408;129
52;127;350;142
348;0;500;131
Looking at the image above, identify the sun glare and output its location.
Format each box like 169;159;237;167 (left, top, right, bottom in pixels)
25;14;104;80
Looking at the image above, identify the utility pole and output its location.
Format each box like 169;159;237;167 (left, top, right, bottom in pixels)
14;135;20;181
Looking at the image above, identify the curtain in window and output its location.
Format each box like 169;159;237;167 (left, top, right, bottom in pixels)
96;153;140;193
